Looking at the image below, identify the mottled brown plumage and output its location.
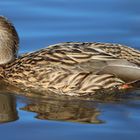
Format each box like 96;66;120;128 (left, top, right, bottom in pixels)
0;16;140;97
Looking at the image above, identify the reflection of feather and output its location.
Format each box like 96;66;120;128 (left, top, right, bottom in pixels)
0;94;18;123
21;98;102;124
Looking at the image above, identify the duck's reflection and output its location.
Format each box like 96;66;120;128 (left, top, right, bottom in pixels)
0;94;18;123
21;98;102;124
0;92;102;124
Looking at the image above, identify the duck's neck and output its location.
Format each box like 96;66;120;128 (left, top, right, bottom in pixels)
0;16;19;65
0;43;15;65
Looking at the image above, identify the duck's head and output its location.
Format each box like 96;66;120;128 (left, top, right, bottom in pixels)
0;16;19;65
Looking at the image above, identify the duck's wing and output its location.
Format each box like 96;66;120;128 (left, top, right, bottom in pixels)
19;42;140;83
98;60;140;82
45;42;119;71
47;42;140;82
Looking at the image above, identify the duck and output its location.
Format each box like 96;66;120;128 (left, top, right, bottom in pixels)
0;16;140;97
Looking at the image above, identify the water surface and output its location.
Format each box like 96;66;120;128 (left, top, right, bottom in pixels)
0;0;140;140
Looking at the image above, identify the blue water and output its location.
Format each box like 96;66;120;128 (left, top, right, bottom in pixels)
0;0;140;140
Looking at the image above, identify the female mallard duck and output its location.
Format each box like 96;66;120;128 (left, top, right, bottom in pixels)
0;16;140;97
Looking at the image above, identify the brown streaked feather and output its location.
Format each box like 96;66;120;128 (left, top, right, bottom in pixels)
1;42;140;96
0;42;124;96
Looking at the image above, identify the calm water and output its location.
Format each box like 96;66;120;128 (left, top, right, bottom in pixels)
0;0;140;140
